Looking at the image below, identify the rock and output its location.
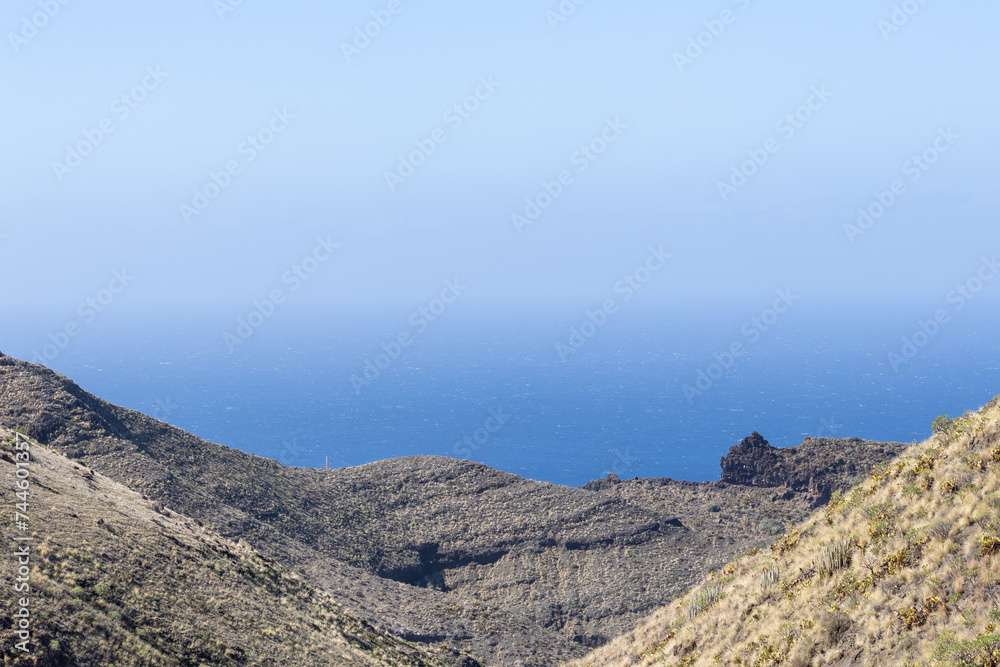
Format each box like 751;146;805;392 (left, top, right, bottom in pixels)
719;432;784;487
720;431;908;495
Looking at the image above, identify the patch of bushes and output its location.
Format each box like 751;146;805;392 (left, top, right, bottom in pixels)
933;631;1000;666
866;503;896;541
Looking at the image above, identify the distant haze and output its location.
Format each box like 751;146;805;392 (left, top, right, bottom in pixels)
1;1;998;313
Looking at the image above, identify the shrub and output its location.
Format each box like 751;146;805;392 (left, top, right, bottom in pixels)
932;415;955;437
979;535;1000;556
912;455;936;474
866;503;896;541
933;632;1000;666
771;530;801;554
870;463;892;484
895;596;943;630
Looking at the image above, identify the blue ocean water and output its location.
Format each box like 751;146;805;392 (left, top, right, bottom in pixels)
5;300;998;487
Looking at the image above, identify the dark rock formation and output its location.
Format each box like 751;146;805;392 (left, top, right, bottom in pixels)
720;432;783;487
720;431;909;505
580;472;622;491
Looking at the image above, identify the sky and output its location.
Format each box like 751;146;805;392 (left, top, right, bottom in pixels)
2;0;998;312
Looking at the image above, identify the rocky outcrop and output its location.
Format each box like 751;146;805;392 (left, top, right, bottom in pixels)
720;431;909;504
581;472;622;491
719;432;784;487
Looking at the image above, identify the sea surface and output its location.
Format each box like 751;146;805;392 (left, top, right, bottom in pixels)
4;300;998;487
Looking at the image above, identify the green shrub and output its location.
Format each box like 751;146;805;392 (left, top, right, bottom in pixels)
931;415;954;437
866;503;896;541
933;632;1000;666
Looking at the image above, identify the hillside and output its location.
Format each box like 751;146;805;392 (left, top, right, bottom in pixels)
0;353;910;665
570;396;1000;666
0;425;477;666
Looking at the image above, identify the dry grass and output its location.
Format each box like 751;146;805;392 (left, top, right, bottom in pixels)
567;396;1000;667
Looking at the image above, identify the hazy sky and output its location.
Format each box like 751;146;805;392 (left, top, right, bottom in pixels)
2;0;998;311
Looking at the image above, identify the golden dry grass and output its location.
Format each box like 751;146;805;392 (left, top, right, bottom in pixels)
567;397;1000;667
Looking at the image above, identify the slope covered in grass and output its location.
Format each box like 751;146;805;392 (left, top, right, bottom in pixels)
570;396;1000;667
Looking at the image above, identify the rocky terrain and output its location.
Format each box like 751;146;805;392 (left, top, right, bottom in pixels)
571;397;1000;666
0;353;912;664
719;430;910;504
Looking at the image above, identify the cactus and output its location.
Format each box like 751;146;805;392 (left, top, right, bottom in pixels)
818;539;853;577
760;566;780;591
687;584;724;619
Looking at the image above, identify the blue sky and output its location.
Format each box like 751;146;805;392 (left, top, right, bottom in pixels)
2;0;998;311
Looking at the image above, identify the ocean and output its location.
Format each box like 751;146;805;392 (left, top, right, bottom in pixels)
6;299;998;487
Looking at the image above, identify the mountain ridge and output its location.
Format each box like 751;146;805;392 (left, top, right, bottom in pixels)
0;352;915;664
0;424;481;666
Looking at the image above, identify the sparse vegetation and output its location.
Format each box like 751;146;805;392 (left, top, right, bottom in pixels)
0;353;948;665
0;426;474;666
569;396;1000;667
0;353;913;666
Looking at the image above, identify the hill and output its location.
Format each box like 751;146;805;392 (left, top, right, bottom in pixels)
0;425;478;666
0;353;910;664
569;396;1000;666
